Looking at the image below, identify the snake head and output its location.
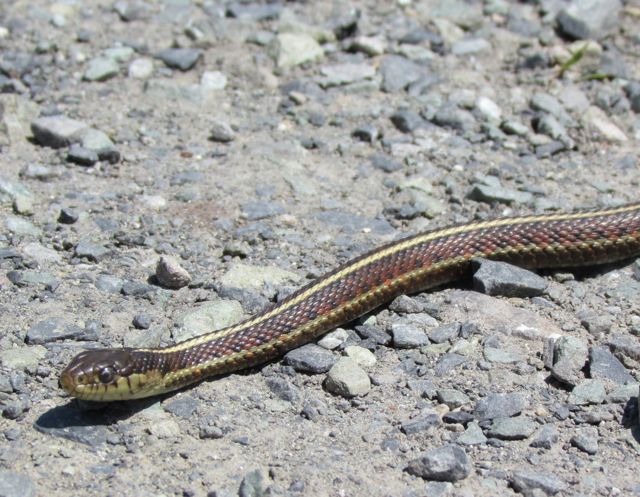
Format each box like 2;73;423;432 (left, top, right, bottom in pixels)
59;348;140;401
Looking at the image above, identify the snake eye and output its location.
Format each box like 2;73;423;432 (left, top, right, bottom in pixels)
98;367;116;384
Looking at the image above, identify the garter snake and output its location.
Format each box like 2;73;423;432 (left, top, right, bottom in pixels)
59;203;640;401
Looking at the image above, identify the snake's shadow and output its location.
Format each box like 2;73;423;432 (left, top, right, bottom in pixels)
34;397;159;439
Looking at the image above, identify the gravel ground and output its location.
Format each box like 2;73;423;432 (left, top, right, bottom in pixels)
1;1;640;496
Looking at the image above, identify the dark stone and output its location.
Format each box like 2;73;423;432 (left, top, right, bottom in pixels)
164;396;199;418
405;445;472;482
589;346;635;384
473;393;527;421
284;344;336;374
156;48;202;71
472;258;547;298
401;414;441;434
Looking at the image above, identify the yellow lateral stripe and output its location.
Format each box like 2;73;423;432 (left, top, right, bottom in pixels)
155;203;640;354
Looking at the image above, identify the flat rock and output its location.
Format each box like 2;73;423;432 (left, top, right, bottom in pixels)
510;470;567;496
25;317;87;344
31;115;88;148
156;48;202;71
390;323;430;348
472;259;547;298
176;300;244;342
456;421;487;446
568;379;606;405
405;445;472;482
589;346;634;385
284;344;336;374
556;0;622;40
473;393;527;421
218;263;300;292
487;417;536;440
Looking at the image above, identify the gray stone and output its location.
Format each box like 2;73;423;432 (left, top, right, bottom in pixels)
132;314;152;330
344;345;376;368
121;280;153;296
473;258;547;298
568;379;606;405
606;383;639;403
570;427;599;455
31;115;88;148
456;421;487;446
530;93;572;124
467;183;533;206
582;106;628;143
437;389;470;409
370;153;402;173
405;445;471;482
487;417;536;440
75;240;109;262
265;377;300;403
352;125;379;143
26;317;86;344
389;295;424;314
578;310;614;335
113;1;152;21
379;55;427;92
209;120;235;142
510;471;567;496
608;334;640;362
0;471;36;497
626;81;640;113
317;328;348;350
324;357;371;397
401;413;441;434
156;255;191;289
238;469;264;497
7;270;58;289
407;379;437;399
129;57;154;79
218;263;299;292
5;215;39;236
427;323;460;344
451;38;491;55
58;208;78;224
0;345;46;371
13;194;33;215
164;396;199;419
434;353;467;376
390;110;425;133
227;3;281;20
176;300;244;342
242;201;285;220
589;346;634;385
284;344;336;374
156;48;202;71
318;63;376;87
391;323;429;348
350;36;387;56
95;275;124;293
473;393;526;421
67;144;99;166
534;114;571;145
530;424;559;449
475;96;502;123
557;0;622;40
483;346;522;364
269;33;323;69
549;336;588;386
84;57;119;82
19;164;57;181
432;105;477;132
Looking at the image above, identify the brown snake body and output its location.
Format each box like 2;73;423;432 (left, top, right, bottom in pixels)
59;203;640;401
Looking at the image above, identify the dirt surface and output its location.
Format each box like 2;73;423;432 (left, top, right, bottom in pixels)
1;1;640;496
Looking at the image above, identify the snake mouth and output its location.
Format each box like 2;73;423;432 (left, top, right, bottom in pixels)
58;372;77;396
